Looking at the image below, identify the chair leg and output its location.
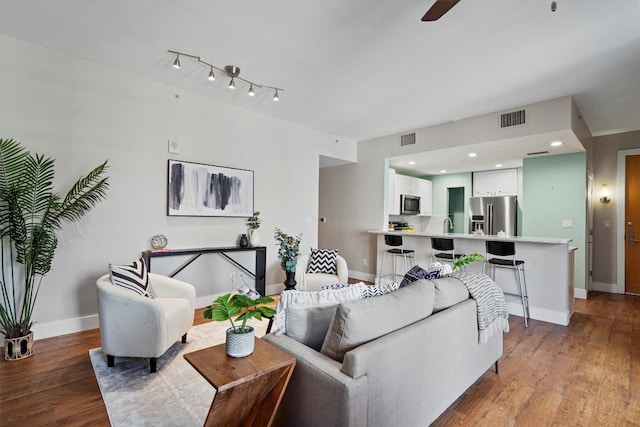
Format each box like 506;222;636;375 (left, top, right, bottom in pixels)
182;333;187;343
266;317;274;334
378;252;386;282
150;357;158;373
107;354;115;367
518;267;529;328
495;360;499;374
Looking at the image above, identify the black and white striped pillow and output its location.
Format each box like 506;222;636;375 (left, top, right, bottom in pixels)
109;257;157;299
306;249;338;275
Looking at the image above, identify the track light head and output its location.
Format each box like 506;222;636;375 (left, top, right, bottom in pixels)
208;67;215;81
229;77;236;89
172;54;181;69
248;84;255;96
273;88;280;102
551;1;557;12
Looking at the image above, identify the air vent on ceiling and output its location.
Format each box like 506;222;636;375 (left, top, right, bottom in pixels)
499;109;526;128
527;150;550;156
400;133;416;146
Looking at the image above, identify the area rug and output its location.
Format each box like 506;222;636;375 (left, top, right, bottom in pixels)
89;318;269;427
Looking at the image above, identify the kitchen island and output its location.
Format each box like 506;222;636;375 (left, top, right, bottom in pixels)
370;231;575;326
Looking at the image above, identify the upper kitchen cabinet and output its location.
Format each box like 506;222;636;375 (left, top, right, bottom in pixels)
387;169;432;215
473;169;517;196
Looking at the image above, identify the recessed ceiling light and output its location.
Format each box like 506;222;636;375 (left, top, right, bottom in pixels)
440;169;447;173
494;164;503;168
550;141;563;147
468;153;477;158
408;161;416;165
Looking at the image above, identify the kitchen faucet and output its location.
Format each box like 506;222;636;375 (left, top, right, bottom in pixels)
443;217;453;233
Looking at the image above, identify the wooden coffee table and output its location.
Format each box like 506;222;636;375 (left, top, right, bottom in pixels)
184;337;295;427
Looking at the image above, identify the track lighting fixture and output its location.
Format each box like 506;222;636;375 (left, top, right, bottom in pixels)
168;50;284;101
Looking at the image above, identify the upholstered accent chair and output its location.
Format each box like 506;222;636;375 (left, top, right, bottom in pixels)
294;252;349;291
96;273;196;373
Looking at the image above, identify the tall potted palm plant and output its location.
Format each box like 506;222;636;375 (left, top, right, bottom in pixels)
0;138;109;360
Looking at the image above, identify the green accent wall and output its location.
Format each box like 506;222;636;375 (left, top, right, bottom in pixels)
423;172;473;233
522;152;586;290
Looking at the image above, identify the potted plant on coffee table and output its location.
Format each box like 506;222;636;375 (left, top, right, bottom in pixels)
203;293;275;357
274;227;302;290
0;138;110;360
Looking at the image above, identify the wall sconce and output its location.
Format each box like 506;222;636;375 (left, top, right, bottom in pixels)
600;184;611;203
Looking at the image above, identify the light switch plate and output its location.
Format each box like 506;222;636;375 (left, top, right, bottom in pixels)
562;219;573;228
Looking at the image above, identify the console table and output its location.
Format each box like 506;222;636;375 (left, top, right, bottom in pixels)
184;338;295;427
142;246;267;296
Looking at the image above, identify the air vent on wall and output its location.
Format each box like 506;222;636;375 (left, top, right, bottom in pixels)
499;109;526;128
400;133;416;146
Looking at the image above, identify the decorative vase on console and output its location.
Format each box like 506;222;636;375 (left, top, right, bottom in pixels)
274;227;302;290
247;211;261;246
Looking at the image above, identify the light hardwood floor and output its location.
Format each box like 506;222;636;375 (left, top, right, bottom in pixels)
1;291;638;426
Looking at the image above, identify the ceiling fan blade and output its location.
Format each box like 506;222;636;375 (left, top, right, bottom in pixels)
422;0;460;21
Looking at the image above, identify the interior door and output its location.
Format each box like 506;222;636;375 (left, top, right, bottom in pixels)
625;155;640;294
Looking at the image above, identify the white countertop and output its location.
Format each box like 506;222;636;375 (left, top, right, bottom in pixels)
368;230;572;245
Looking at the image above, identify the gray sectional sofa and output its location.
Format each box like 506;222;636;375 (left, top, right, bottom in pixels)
262;277;505;426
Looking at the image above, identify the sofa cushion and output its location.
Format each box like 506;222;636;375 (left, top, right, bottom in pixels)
426;277;470;312
273;285;365;336
306;248;338;274
109;257;157;298
285;305;338;351
321;280;435;362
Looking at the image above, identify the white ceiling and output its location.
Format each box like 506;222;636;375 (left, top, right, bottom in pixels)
1;1;639;151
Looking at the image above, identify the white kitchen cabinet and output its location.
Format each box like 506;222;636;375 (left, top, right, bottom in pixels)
387;169;432;215
473;169;517;196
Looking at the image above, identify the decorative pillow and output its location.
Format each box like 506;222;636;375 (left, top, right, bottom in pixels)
109;257;157;299
321;280;436;362
273;284;365;336
429;277;470;312
361;281;400;298
399;265;440;287
321;283;351;290
306;248;338;275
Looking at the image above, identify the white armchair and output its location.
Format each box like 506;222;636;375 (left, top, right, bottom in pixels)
96;273;196;373
294;253;349;291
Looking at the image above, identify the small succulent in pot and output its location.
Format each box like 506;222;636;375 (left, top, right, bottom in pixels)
247;211;261;230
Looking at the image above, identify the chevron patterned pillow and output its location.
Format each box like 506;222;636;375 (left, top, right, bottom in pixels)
306;249;338;275
109;257;157;299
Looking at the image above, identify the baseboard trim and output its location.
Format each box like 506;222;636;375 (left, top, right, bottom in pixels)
592;281;623;294
574;288;587;300
348;270;376;283
32;314;100;340
504;299;570;326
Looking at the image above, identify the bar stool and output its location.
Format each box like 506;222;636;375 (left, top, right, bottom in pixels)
378;234;415;282
482;240;530;327
429;238;464;266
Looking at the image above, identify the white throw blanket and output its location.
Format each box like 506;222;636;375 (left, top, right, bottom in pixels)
451;272;510;344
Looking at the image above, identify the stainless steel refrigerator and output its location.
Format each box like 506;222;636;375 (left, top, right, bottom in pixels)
469;196;518;236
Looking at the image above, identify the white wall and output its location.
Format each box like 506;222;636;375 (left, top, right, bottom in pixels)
0;36;357;338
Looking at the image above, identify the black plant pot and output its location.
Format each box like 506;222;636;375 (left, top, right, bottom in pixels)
284;271;297;290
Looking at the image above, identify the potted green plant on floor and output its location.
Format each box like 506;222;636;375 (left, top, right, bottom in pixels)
453;253;485;272
0;138;110;360
203;293;275;357
247;211;261;246
274;227;302;290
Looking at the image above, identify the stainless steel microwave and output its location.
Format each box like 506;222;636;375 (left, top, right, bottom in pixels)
400;194;420;215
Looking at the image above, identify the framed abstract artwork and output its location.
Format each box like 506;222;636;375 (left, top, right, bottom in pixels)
167;160;254;217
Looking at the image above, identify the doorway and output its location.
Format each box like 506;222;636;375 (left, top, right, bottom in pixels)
447;187;465;234
616;149;640;294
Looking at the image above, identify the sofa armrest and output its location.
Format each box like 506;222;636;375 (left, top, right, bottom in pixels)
336;255;349;284
262;333;367;427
